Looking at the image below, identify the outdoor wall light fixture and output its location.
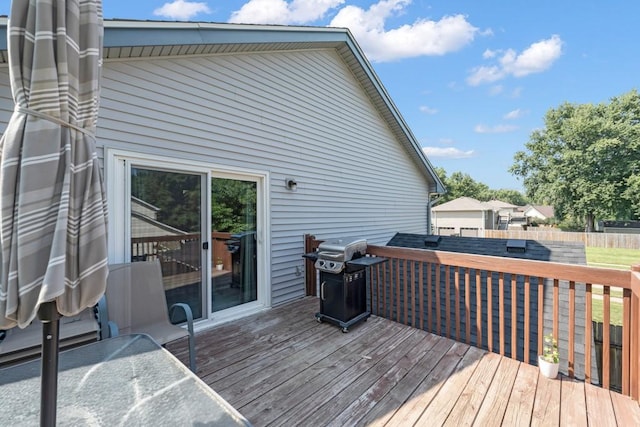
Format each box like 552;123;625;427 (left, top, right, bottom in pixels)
285;178;298;191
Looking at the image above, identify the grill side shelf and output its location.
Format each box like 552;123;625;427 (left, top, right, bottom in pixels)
303;253;387;266
302;252;319;261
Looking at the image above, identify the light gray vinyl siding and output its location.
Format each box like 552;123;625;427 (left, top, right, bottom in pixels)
0;49;431;306
0;72;11;127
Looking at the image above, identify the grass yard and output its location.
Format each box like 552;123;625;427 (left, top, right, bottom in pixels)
592;298;623;325
586;246;640;270
585;246;640;326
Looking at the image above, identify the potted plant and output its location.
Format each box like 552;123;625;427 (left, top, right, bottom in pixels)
215;257;224;271
539;333;559;378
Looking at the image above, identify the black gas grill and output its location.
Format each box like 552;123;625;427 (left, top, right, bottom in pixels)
305;237;385;332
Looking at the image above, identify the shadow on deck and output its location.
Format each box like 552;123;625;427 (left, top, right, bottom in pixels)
166;297;640;426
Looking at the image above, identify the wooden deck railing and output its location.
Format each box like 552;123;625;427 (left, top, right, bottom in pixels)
131;231;233;274
303;234;640;401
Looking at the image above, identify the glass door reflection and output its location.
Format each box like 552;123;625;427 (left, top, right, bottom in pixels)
211;178;257;312
130;167;204;321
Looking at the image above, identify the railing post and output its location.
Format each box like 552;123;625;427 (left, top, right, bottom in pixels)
630;265;640;400
304;234;318;296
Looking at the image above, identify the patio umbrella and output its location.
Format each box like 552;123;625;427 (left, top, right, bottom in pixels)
0;0;108;425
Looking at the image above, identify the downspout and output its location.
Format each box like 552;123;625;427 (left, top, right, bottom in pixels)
427;193;441;235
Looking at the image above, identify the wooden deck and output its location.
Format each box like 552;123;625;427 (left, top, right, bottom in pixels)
166;297;640;426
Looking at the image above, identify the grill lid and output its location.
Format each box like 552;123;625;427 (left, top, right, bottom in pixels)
315;237;367;273
317;237;366;262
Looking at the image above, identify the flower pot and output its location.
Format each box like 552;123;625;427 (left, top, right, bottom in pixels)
538;355;559;379
215;264;223;271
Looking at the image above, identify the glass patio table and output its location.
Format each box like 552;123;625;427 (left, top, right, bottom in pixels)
0;333;251;426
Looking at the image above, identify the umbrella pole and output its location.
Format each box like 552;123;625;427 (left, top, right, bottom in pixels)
38;301;61;427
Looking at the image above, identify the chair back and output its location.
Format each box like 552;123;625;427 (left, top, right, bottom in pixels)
106;261;171;334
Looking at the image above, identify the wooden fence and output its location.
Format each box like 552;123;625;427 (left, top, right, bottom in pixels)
593;322;623;392
484;230;640;249
303;234;640;401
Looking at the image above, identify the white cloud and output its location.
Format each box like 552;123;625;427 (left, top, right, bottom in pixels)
511;87;523;98
488;85;503;96
227;0;482;62
467;35;563;86
153;1;211;20
474;124;518;134
330;1;479;62
483;48;498;59
419;105;438;114
466;65;503;86
423;146;475;158
503;108;526;120
229;0;344;24
504;35;563;77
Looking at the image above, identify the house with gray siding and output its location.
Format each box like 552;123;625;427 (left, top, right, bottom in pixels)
0;19;444;330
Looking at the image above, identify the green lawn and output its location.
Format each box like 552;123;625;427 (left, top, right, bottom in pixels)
586;246;640;270
585;246;640;326
592;298;623;325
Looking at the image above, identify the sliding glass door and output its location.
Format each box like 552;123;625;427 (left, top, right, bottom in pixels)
120;156;265;324
130;167;205;320
211;177;258;312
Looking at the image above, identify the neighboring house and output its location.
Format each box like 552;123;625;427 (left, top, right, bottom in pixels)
520;205;555;222
485;199;519;213
486;200;526;230
431;197;497;236
131;197;189;239
431;197;535;234
0;20;445;329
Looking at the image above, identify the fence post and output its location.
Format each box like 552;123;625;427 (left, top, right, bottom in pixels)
630;265;640;400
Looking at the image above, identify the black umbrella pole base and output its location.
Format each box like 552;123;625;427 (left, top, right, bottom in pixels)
38;301;61;427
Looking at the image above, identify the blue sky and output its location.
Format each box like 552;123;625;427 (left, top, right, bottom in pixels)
3;1;637;191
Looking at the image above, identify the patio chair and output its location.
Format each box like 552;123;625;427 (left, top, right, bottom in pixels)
105;261;196;372
0;296;110;367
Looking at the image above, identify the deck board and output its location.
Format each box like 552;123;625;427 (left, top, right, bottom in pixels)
241;317;400;425
166;297;640;426
610;390;640;425
531;371;561;426
502;363;538;426
561;377;588;426
326;333;439;427
413;346;484;426
315;330;429;427
443;351;501;426
358;337;455;427
472;356;520;426
585;383;617;427
272;324;417;427
383;341;470;427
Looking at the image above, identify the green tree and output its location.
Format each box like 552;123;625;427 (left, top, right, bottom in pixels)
484;189;529;206
511;89;640;231
211;178;257;234
434;168;488;203
434;167;528;205
131;168;201;232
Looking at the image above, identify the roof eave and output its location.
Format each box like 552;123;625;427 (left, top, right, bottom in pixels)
340;35;446;194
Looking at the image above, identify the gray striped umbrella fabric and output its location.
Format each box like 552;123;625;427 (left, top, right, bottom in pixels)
1;1;107;423
0;0;108;330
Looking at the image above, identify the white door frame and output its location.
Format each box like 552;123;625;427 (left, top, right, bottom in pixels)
105;148;271;329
